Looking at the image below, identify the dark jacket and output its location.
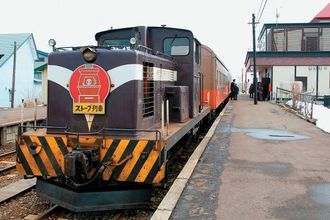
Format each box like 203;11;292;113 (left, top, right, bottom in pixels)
231;82;239;94
249;83;254;94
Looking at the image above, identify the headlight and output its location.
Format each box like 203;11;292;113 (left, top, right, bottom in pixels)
48;39;56;47
130;37;137;45
82;47;97;63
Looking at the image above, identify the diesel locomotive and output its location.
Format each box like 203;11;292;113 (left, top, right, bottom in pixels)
16;26;231;211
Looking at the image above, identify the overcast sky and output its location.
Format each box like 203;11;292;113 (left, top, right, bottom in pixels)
1;0;330;78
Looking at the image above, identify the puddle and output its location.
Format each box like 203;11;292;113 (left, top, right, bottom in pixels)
310;184;330;206
231;128;310;141
267;163;289;169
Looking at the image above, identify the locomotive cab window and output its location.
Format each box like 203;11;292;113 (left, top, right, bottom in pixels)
103;39;130;49
163;37;189;56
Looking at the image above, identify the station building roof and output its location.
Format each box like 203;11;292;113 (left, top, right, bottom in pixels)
312;3;330;22
0;33;37;68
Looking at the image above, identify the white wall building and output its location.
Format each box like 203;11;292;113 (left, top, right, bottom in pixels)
245;4;330;100
0;33;42;108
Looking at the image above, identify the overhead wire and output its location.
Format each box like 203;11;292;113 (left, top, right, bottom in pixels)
256;0;265;22
257;0;268;23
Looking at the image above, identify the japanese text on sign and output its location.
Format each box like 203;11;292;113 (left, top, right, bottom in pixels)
73;103;105;114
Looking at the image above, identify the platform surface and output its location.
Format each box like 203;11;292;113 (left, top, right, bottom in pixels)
0;106;46;127
154;94;330;220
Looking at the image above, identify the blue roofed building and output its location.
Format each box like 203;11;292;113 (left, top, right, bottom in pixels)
0;33;45;108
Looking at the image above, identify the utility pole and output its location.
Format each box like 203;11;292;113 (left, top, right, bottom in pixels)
241;68;244;93
252;14;258;105
11;41;17;108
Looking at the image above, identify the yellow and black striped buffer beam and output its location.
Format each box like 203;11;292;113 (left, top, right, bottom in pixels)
16;135;71;177
16;135;165;184
101;139;165;184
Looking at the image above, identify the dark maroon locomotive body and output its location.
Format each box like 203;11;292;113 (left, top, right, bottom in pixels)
17;26;222;211
48;26;202;133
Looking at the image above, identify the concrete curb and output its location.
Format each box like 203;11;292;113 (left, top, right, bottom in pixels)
150;104;228;220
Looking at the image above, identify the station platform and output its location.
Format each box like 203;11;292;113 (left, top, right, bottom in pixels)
0;106;46;127
0;106;46;145
152;94;330;220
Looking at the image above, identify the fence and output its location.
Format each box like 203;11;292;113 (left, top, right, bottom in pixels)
275;87;316;119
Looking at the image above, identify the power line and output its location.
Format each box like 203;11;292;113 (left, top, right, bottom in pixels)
256;0;265;21
257;0;268;23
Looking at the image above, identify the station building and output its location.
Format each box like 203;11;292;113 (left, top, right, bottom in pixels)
245;3;330;99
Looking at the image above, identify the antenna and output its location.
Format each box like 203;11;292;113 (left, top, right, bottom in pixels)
276;8;280;24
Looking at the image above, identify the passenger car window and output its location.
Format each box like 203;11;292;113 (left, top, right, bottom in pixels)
163;38;189;56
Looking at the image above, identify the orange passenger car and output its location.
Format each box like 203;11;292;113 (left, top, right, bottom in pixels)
201;45;231;110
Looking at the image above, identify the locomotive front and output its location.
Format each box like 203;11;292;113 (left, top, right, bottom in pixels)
16;27;180;211
16;25;208;211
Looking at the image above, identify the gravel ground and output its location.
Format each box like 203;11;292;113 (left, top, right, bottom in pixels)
0;143;49;220
0;143;15;155
0;171;23;188
0;189;52;220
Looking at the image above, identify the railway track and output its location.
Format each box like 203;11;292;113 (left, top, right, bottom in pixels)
0;163;15;174
0;150;16;174
0;148;36;205
24;205;60;220
0;150;16;158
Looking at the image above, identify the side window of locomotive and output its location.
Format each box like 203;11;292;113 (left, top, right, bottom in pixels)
103;39;130;49
163;37;189;56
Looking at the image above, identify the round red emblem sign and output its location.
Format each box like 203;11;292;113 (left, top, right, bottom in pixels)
69;64;111;114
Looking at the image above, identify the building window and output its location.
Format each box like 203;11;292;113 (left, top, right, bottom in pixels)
287;28;302;51
34;70;42;82
304;28;319;52
143;62;154;118
320;28;330;51
272;28;286;51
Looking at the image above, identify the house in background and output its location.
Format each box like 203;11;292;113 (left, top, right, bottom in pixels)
34;50;48;105
245;3;330;100
0;33;46;108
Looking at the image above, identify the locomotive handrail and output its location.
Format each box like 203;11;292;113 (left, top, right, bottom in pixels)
101;127;162;144
19;124;162;142
136;44;153;53
155;50;174;60
64;128;162;153
19;125;68;130
53;45;131;52
52;44;175;63
18;124;68;135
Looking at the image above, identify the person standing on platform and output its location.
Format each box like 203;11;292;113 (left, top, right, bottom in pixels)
257;82;264;101
249;83;254;98
231;79;239;100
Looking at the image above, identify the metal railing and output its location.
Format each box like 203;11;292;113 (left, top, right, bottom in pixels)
275;87;316;119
